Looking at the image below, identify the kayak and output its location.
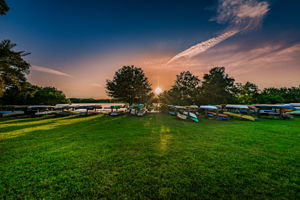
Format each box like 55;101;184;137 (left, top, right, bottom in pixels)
168;111;176;116
182;111;199;122
259;110;280;115
130;109;137;115
110;111;122;116
199;105;218;110
207;111;228;120
137;109;146;117
253;104;295;109
188;112;199;123
287;110;300;116
0;110;25;117
177;112;188;120
223;112;256;121
226;105;249;109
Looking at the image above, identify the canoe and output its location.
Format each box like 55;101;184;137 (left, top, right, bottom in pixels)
137;109;146;117
253;104;295;109
130;109;137;115
188;112;199;122
182;111;199;122
110;105;122;109
207;111;228;119
287;110;300;115
289;103;300;107
259;110;280;115
186;105;198;109
199;105;218;110
0;110;25;117
174;106;186;110
207;113;228;120
176;112;188;120
226;105;249;109
110;111;122;116
168;111;176;116
35;111;57;116
223;112;256;121
137;104;144;109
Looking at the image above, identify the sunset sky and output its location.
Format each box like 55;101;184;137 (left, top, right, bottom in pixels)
1;0;300;98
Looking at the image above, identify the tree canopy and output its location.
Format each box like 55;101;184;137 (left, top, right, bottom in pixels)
0;0;9;15
159;67;300;106
200;67;236;104
0;40;30;97
1;82;70;105
166;71;201;105
235;82;259;104
106;66;153;104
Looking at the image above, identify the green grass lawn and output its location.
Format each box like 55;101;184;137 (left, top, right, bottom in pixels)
0;114;299;199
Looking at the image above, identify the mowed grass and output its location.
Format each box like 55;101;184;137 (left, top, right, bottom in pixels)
0;114;299;199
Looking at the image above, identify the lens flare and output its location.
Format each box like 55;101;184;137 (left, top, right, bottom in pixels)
155;87;162;95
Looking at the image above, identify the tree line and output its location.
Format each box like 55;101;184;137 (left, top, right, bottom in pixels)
106;66;300;105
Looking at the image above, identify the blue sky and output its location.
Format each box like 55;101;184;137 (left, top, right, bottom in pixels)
1;0;300;98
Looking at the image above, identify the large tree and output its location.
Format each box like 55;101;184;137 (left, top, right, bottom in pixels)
0;40;30;96
236;82;259;104
106;65;153;104
200;67;235;104
0;0;9;15
167;71;201;105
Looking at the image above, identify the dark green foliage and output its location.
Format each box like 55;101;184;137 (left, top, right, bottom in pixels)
0;114;299;199
168;71;201;105
159;67;300;105
1;82;70;105
235;82;260;104
0;0;9;15
106;65;153;104
0;40;30;96
199;67;236;104
33;87;71;105
258;87;300;104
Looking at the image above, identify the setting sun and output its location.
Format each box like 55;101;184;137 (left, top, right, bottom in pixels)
155;87;162;95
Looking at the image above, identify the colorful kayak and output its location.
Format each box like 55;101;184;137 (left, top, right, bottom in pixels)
207;111;228;120
0;110;25;117
287;110;300;116
168;111;176;116
253;104;295;109
176;112;188;120
137;109;146;117
199;105;218;110
188;112;199;123
226;105;250;109
223;112;256;121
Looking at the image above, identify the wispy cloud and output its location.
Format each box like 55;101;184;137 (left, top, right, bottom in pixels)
31;65;73;78
168;0;270;64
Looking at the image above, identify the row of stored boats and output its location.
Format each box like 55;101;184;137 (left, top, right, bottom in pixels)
0;104;148;118
168;103;300;122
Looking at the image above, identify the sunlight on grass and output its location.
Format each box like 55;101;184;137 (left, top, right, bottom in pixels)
0;114;299;199
0;115;101;140
159;126;172;154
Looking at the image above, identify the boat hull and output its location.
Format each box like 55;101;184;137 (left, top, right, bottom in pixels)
223;112;255;121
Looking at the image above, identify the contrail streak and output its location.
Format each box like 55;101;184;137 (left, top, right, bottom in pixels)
167;30;239;64
167;0;270;64
31;65;73;77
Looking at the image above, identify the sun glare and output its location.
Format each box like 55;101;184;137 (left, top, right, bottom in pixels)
155;87;162;95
